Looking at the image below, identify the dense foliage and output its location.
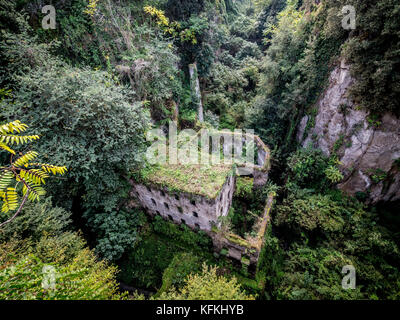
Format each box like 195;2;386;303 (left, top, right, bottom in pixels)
273;191;400;299
0;199;124;300
5;67;149;212
1;0;151;260
84;209;146;261
343;0;400;116
157;264;254;300
0;0;399;301
118;216;214;290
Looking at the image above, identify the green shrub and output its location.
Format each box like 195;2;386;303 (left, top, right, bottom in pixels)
157;264;254;300
0;249;125;300
84;209;146;261
276;246;363;300
0;197;72;242
324;165;344;184
367;169;388;184
286;146;330;190
0;199;124;300
274;191;400;299
156;252;203;296
275;194;346;238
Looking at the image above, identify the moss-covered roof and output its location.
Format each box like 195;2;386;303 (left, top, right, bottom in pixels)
138;162;233;199
133;128;271;198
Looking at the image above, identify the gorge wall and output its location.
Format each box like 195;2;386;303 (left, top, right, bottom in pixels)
297;60;400;203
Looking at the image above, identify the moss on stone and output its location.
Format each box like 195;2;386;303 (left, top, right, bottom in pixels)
138;162;233;199
234;177;254;198
241;256;250;266
225;233;253;249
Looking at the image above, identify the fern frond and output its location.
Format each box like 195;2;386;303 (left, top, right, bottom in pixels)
13;151;39;168
0;141;15;154
0;170;14;191
1;187;18;213
26;184;46;201
0;134;40;145
0;121;67;226
0;120;28;134
29;163;68;175
20;169;50;185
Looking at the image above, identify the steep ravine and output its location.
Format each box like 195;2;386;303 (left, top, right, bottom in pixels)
297;60;400;203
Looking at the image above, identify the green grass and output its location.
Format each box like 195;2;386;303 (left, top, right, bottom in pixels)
139;162;233;199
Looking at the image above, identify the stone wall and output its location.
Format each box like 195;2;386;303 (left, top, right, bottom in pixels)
189;62;204;122
191;129;271;186
210;232;259;266
129;179;275;269
131;174;235;231
210;193;275;269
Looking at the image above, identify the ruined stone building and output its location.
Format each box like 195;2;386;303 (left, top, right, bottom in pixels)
130;130;273;268
132;166;235;231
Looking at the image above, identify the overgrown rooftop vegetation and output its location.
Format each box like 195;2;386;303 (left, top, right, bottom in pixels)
137;162;233;199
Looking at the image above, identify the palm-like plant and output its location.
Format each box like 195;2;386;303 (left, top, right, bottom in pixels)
0;120;67;227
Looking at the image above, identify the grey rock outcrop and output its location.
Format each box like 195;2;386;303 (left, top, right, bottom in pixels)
298;60;400;203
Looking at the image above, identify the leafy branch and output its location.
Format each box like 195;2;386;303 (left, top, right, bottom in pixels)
0;121;67;227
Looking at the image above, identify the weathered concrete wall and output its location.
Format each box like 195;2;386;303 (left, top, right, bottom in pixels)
210;193;275;268
215;175;235;220
209;130;271;187
210;233;259;265
189;62;204;123
131;174;235;231
130;179;275;269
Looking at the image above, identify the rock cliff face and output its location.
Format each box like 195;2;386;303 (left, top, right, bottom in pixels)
297;60;400;203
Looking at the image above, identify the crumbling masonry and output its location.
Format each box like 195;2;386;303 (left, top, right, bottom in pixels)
130;130;272;268
132;174;235;231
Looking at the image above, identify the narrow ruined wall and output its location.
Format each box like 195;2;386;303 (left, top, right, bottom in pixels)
215;175;235;220
189;62;204;123
211;193;275;268
216;130;270;187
